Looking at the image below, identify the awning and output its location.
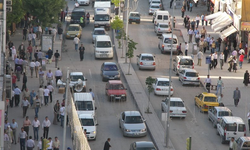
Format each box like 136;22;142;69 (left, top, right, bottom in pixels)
220;26;237;39
212;17;233;32
212;12;228;24
205;11;223;20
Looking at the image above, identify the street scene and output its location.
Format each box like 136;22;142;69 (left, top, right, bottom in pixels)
1;0;249;150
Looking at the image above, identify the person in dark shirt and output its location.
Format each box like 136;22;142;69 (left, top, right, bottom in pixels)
103;138;111;150
54;50;60;68
79;44;85;61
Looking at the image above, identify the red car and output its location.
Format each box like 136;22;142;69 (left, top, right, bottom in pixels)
105;80;127;101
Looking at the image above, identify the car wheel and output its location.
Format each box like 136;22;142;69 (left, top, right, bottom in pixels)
199;106;203;113
213;121;217;128
208;116;211;121
119;122;121;128
221;136;225;144
102;77;105;82
216;130;219;135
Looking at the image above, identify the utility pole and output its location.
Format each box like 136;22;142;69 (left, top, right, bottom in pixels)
166;0;175;147
125;0;129;63
62;69;70;150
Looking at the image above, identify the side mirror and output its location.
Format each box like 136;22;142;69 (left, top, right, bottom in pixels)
95;107;97;110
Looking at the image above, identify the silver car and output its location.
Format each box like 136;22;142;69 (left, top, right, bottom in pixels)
179;68;200;86
119;111;147;137
149;3;161;15
136;53;156;70
208;107;232;128
154;23;171;35
92;28;106;43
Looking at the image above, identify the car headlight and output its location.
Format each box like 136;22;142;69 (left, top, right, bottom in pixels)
141;128;147;132
121;94;125;97
124;129;130;132
91;131;96;134
110;95;114;97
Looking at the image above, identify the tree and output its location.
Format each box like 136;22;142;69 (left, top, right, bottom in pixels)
111;0;120;7
145;76;155;113
111;16;124;48
7;0;26;28
126;38;137;75
23;0;65;28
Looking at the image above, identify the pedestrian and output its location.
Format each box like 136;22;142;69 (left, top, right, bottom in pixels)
47;137;53;150
32;117;40;141
200;26;207;39
196;50;203;66
22;58;28;73
14;86;21;107
188;29;193;43
244;70;249;86
86;12;90;24
21;73;27;92
183;15;189;27
6;125;13;145
224;45;229;63
233;87;241;107
44;86;50;106
195;15;200;28
201;14;204;26
89;88;95;100
186;0;190;11
16;65;22;81
8;40;14;57
60;104;65;127
52;137;60;150
79;43;85;61
228;56;233;72
52;27;57;42
184;42;188;56
215;39;220;52
37;137;43;150
4;130;10;150
209;37;214;51
177;43;183;55
12;73;17;90
10;90;14;108
181;6;185;18
37;50;43;65
183;0;186;10
189;1;193;12
195;32;201;46
47;48;53;64
29;90;36;107
216;76;224;95
18;43;26;59
209;53;214;70
229;137;237;150
34;96;41;117
104;138;111;150
18;127;27;150
39;68;44;86
53;50;60;68
28;32;32;45
74;35;80;51
53;100;60;125
191;19;195;31
38;85;44;106
47;83;54;103
32;32;36;47
46;70;53;84
11;46;17;61
55;68;62;87
58;26;63;40
23;88;30;103
26;136;35;150
170;0;173;8
204;75;211;93
239;53;244;69
35;60;41;78
42;116;51;139
219;52;224;69
233;56;237;73
186;20;190;32
34;50;38;61
37;25;42;40
213;52;218;68
205;14;208;26
10;119;18;144
211;41;216;53
23;116;31;137
247;110;250;131
4;119;10;130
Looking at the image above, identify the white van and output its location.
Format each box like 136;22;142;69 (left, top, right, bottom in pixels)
94;35;113;59
79;113;98;140
74;93;96;117
152;11;170;26
217;116;246;144
158;33;178;54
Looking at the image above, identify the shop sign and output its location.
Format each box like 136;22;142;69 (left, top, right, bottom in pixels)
241;22;250;31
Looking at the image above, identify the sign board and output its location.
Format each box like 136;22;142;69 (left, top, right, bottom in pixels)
206;56;211;64
6;6;12;12
41;35;53;52
241;22;250;31
6;0;12;5
161;113;168;121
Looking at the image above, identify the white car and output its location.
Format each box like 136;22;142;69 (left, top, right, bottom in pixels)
92;28;107;43
149;3;161;15
154;23;171;35
179;69;200;86
77;0;90;5
161;97;187;118
79;114;97;140
150;0;161;5
70;72;87;92
153;78;174;96
136;53;156;70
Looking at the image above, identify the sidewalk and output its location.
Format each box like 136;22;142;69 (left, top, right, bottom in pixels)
7;26;72;150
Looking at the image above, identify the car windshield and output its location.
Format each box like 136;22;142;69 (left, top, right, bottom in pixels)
137;148;156;150
180;59;193;65
242;141;250;147
152;1;160;3
95;15;109;21
125;116;143;123
164;38;177;44
104;65;118;71
68;26;80;31
204;97;217;102
141;56;154;61
238;124;245;132
70;75;84;81
94;30;105;35
157;81;169;86
97;41;111;48
75;101;93;111
80;118;94;126
227;124;237;131
218;111;231;117
130;13;140;17
159;24;168;28
170;101;184;107
151;5;160;8
186;72;198;77
72;12;85;17
109;84;125;90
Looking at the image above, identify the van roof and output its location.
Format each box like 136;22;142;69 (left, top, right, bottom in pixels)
155;10;169;14
214;107;231;112
124;111;141;116
78;113;94;119
96;35;111;41
162;33;177;39
176;56;193;59
74;93;93;101
156;77;169;81
70;72;83;76
140;53;154;57
222;116;244;124
73;8;85;12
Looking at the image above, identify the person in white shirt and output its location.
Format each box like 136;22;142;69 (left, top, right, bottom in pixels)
51;27;57;42
204;75;211;93
35;61;40;78
38;85;44;106
209;53;214;70
43;86;50;106
219;52;224;70
32;32;36;47
196;50;203;66
26;136;35;150
195;15;200;28
28;32;33;45
55;68;62;87
21;97;30;118
75;1;79;8
42;116;51;139
37;137;43;150
47;137;53;150
212;52;218;69
4;131;10;150
60;104;65;127
32;117;40;141
47;83;54;103
37;26;42;40
46;70;53;84
184;42;189;56
74;36;80;51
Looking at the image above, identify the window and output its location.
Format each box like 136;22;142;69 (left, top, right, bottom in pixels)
164;38;177;44
163;15;168;20
180;59;193;65
186;72;198;77
108;84;125;90
157;15;162;19
130;13;140;17
238;124;245;132
159;24;169;28
72;12;85;17
96;41;111;48
104;65;118;71
157;81;169;86
125;116;143;123
68;26;80;31
141;56;154;61
226;124;237;131
204;97;217;102
170;101;184;107
242;141;250;147
75;101;93;111
70;75;84;81
151;5;160;8
95;15;109;21
80;119;94;126
218;111;231;117
94;30;105;35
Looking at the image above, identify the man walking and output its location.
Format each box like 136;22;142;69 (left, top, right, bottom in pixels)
38;85;44;106
229;137;237;150
213;52;218;68
53;101;60;125
219;52;224;70
74;35;80;51
23;116;31;137
32;117;40;141
52;137;60;150
54;50;60;68
26;136;35;150
60;104;65;127
47;48;53;64
39;68;44;86
188;29;194;43
204;75;211;93
55;68;62;86
47;83;54;103
21;97;30;118
197;50;203;66
10;119;18;144
233;87;241;107
103;138;111;150
21;73;27;92
35;60;41;78
46;70;53;84
44;86;50;106
18;127;27;150
34;96;41;117
216;76;224;95
14;86;21;107
52;27;57;42
42;116;51;139
79;43;85;61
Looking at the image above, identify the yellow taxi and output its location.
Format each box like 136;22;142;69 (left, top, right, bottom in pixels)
66;24;82;39
194;92;219;112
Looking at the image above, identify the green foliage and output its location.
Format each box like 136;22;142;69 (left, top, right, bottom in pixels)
111;16;123;30
111;0;120;7
23;0;65;28
7;0;26;28
145;76;155;94
115;28;125;48
126;38;137;58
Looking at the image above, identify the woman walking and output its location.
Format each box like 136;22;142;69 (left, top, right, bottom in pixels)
243;70;249;86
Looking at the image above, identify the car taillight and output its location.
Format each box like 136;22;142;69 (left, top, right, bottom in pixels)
224;127;227;137
140;62;143;65
170;88;173;91
182;111;187;113
153;62;156;65
244;127;246;136
162;44;164;48
197;77;200;80
192;63;194;69
203;104;208;108
170;110;173;113
178;62;180;68
183;77;187;79
156;88;161;91
158;28;160;31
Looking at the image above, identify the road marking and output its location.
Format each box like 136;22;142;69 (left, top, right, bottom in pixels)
89;69;92;78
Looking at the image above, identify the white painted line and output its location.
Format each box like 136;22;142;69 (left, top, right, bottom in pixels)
89;69;92;78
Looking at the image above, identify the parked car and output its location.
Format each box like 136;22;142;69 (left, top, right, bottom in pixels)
79;114;97;140
179;68;200;86
149;3;161;15
217;116;246;144
119;111;147;137
173;56;194;75
153;78;174;96
236;137;250;150
66;24;82;39
158;33;178;54
150;0;161;5
194;92;219;112
136;53;156;70
129;12;141;24
77;0;90;5
208;107;233;128
105;80;127;101
92;28;107;43
154;23;171;35
161;97;187;118
69;72;87;92
130;141;157;150
101;62;120;81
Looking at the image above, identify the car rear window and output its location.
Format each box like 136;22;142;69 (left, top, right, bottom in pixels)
186;72;198;77
157;15;162;19
125;116;143;123
170;101;184;107
238;124;245;132
130;13;140;17
227;124;237;131
164;38;177;44
104;65;118;71
109;84;125;90
94;30;105;35
204;97;217;102
151;5;160;8
163;15;168;20
157;81;169;86
180;59;193;65
141;56;154;61
218;111;231;117
159;24;168;28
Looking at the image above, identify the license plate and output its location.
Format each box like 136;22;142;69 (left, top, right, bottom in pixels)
190;78;197;81
100;54;108;57
109;77;114;79
71;35;75;37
